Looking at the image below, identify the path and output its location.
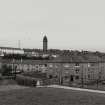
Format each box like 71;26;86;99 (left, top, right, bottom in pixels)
38;85;105;94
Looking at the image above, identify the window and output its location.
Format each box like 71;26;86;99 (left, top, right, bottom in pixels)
64;76;68;79
88;68;90;71
90;63;98;67
75;63;80;66
49;64;53;67
36;65;38;69
54;75;57;78
90;63;95;66
39;64;42;67
49;75;53;79
64;64;69;68
88;74;90;79
45;64;47;67
55;65;58;68
88;63;90;67
75;76;79;80
75;69;79;73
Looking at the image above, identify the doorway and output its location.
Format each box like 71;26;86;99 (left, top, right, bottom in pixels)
70;75;74;82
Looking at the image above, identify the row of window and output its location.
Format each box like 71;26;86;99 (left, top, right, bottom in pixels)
49;63;99;67
49;63;99;68
48;74;94;81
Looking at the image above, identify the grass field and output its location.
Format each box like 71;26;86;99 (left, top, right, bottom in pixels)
1;86;105;105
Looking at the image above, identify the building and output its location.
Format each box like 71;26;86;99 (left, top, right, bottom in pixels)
1;57;105;85
0;36;105;86
0;47;24;56
47;61;105;85
43;35;48;53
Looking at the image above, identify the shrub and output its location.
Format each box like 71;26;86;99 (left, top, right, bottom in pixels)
16;75;38;87
1;64;12;76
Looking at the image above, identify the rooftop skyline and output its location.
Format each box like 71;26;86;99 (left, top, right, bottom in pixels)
0;0;105;52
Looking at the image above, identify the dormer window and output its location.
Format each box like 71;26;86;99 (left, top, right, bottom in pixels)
75;63;80;67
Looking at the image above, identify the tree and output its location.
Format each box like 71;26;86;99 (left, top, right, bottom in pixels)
1;64;12;76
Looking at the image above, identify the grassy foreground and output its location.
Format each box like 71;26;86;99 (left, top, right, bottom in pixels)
1;87;105;105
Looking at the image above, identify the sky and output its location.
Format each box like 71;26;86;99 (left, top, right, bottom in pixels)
0;0;105;52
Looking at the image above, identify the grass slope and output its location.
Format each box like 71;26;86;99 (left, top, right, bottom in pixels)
0;87;105;105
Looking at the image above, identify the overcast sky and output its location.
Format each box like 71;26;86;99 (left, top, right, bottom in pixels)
0;0;105;52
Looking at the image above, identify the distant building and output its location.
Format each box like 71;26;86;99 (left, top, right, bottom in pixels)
43;35;48;53
0;47;24;56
